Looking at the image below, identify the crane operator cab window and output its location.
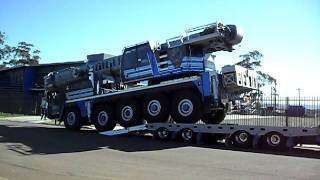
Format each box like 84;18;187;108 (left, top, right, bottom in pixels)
121;42;153;82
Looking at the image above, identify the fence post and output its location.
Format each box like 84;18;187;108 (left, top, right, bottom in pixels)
285;97;289;127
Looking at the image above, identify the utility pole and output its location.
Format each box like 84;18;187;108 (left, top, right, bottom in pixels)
297;88;302;106
273;82;277;109
271;81;277;109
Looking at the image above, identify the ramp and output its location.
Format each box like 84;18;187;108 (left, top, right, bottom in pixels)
100;124;147;136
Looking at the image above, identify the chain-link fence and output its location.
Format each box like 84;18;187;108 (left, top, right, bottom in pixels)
221;97;320;128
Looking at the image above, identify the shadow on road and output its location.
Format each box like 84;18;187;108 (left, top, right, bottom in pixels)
0;124;186;154
0;123;319;159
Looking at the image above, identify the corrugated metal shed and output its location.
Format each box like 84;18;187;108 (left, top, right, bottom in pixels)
0;61;85;115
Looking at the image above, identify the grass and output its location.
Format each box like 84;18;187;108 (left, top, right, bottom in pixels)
0;112;22;118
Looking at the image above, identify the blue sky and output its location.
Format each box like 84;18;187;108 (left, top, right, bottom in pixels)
1;0;320;96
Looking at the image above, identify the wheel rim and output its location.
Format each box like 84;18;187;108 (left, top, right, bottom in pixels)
269;134;281;146
121;106;133;122
237;132;249;143
178;99;193;117
181;129;193;141
66;112;76;125
148;100;161;116
98;111;108;126
157;128;169;139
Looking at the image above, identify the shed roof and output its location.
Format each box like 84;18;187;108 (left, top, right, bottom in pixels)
0;60;85;73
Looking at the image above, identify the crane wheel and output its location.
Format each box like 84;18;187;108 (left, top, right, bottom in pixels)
116;99;142;128
202;104;226;124
92;105;116;132
63;107;82;131
142;94;170;123
171;91;202;124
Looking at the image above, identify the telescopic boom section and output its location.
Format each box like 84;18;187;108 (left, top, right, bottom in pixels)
167;22;243;52
44;22;243;91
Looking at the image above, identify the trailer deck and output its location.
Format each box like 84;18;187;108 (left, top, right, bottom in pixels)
99;120;320;150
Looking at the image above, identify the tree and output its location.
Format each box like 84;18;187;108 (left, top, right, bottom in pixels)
235;50;276;87
236;50;262;70
0;31;40;70
13;42;40;66
0;32;14;69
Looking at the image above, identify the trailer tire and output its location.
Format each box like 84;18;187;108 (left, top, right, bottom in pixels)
171;91;202;124
116;99;142;128
143;94;170;123
63;107;82;131
232;131;252;148
263;132;287;150
154;127;171;140
92;105;116;132
179;128;196;143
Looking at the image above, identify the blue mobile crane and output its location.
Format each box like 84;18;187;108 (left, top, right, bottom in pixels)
44;22;252;131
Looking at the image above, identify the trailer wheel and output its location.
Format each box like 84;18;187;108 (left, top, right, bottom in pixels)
171;91;202;123
263;132;286;150
154;128;171;140
63;107;82;131
180;128;196;143
92;106;116;132
232;131;252;148
116;99;142;128
143;94;170;123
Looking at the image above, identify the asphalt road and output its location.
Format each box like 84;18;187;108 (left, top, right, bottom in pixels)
0;120;319;180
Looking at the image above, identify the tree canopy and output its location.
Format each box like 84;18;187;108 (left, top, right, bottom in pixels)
236;50;263;70
235;50;276;87
0;31;40;70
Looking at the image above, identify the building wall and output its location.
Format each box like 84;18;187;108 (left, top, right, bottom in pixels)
0;67;26;114
0;62;84;115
